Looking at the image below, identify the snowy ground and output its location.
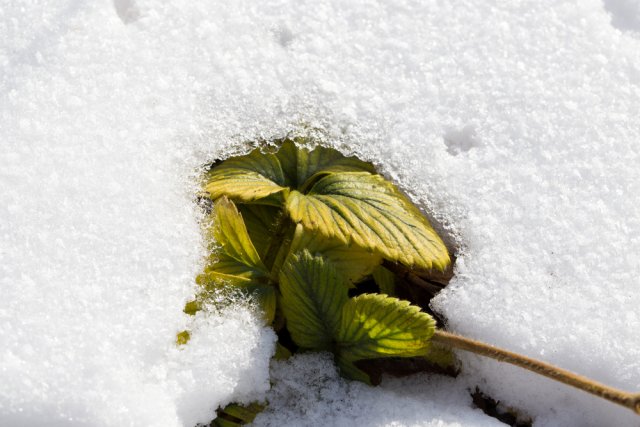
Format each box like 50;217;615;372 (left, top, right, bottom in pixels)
2;1;640;426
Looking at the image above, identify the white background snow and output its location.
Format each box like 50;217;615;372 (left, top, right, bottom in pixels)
1;0;639;426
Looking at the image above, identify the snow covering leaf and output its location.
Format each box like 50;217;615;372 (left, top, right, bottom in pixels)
196;255;266;289
279;250;349;350
244;282;277;324
211;197;267;273
191;272;275;323
286;172;450;271
203;148;289;203
337;294;435;361
372;265;396;296
288;223;381;285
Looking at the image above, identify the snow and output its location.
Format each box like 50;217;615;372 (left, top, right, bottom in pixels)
254;353;503;427
1;0;639;426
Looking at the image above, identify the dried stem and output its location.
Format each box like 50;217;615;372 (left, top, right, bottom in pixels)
432;330;640;415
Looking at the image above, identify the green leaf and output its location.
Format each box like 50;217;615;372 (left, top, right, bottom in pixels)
203;148;288;203
286;172;450;271
247;282;276;324
210;197;267;273
212;419;242;427
213;402;265;426
275;139;375;189
274;139;299;186
423;343;457;371
336;353;374;384
274;342;292;360
237;204;281;259
289;224;381;285
297;145;375;191
337;294;435;361
279;250;349;350
197;255;266;288
372;265;396;296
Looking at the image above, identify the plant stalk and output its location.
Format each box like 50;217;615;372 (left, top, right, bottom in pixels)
432;330;640;414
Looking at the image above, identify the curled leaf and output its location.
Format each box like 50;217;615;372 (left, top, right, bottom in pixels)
210;197;267;273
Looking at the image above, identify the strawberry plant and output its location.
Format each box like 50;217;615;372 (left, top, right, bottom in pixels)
183;137;640;425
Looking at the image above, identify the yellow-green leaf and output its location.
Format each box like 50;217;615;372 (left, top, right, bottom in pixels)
289;223;381;285
213;402;265;427
336;353;374;384
191;274;275;324
203;148;288;203
274;342;292;360
211;197;266;273
275;139;375;189
423;343;457;371
286;172;450;271
296;145;375;190
247;282;276;324
279;250;349;350
337;294;435;361
372;265;396;296
237;204;281;259
197;255;265;289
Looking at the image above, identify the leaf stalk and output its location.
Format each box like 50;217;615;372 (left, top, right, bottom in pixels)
432;330;640;414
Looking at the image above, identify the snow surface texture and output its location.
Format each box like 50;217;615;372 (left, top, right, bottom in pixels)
253;353;503;427
1;0;639;426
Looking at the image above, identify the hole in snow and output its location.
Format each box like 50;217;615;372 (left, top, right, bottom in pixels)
272;25;295;48
443;125;480;156
113;0;141;24
603;0;640;35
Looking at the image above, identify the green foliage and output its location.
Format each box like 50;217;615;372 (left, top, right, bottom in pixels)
280;250;348;350
191;137;454;424
286;172;449;271
203;149;289;203
212;402;265;427
338;294;435;360
198;138;640;423
289;224;381;285
372;265;396;296
209;196;267;275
